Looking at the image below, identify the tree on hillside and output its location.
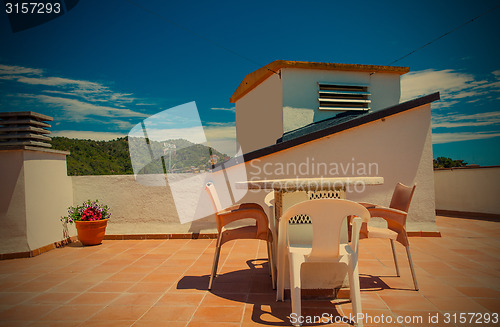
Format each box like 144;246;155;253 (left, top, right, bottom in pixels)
50;136;227;176
433;157;468;168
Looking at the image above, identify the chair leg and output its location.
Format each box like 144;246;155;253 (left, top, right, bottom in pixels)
390;239;400;277
406;246;419;291
267;241;276;290
208;243;222;290
276;243;286;301
348;254;363;327
289;254;302;326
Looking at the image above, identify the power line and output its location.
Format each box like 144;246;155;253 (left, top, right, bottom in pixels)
124;0;279;75
388;3;500;66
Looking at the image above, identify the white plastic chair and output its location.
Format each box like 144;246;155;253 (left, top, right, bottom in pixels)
264;191;277;262
276;199;370;327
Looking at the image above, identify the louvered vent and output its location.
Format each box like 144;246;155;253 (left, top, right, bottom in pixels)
318;83;370;111
0;111;52;150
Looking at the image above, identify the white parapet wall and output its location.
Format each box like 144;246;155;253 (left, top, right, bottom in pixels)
71;174;217;235
434;166;500;215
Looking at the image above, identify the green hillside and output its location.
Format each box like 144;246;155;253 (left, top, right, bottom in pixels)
50;136;228;176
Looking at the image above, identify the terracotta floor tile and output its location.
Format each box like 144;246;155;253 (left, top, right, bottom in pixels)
66;273;113;283
119;265;155;274
379;293;438;311
187;322;239;327
104;272;145;283
48;281;95;293
85;264;125;274
192;305;245;323
87;281;133;293
0;292;37;305
473;298;500;312
68;292;121;305
127;282;173;293
359;292;389;310
141;272;181;283
243;304;291;325
28;321;81;327
10;281;62;293
139;305;197;321
0;304;57;321
155;292;205;306
26;292;78;305
0;321;30;327
456;286;500;298
425;296;490;312
40;304;102;321
201;292;248;307
112;292;161;306
89;305;150;321
134;321;186;327
417;281;465;298
30;273;76;283
75;321;136;327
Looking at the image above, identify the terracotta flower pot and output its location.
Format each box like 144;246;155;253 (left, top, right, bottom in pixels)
75;219;108;246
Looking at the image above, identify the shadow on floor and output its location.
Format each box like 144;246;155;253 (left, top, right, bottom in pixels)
176;259;400;325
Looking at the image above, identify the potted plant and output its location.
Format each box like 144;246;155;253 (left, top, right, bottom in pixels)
61;200;110;246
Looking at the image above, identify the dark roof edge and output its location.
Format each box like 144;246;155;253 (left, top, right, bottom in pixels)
213;92;440;171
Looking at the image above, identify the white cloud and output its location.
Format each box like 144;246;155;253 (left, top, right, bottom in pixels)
110;120;135;130
0;64;139;107
0;64;43;76
208;139;236;156
35;95;148;121
432;132;500;144
205;125;237;156
401;69;500;106
16;76;101;88
52;130;126;141
211;107;235;112
432;111;500;128
133;126;207;144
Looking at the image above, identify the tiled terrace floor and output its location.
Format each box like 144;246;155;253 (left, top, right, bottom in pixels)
1;215;499;327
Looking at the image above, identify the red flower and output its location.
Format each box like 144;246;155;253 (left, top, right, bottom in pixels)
81;207;102;221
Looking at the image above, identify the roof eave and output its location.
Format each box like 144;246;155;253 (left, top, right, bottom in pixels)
230;60;410;103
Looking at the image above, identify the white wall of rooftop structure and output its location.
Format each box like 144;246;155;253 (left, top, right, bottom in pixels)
23;150;73;250
235;73;283;154
281;68;402;133
0;150;28;254
434;166;500;215
0;149;73;255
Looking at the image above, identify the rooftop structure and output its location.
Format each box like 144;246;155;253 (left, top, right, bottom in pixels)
231;60;410;154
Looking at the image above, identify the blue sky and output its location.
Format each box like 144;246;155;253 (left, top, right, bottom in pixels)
1;0;499;165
